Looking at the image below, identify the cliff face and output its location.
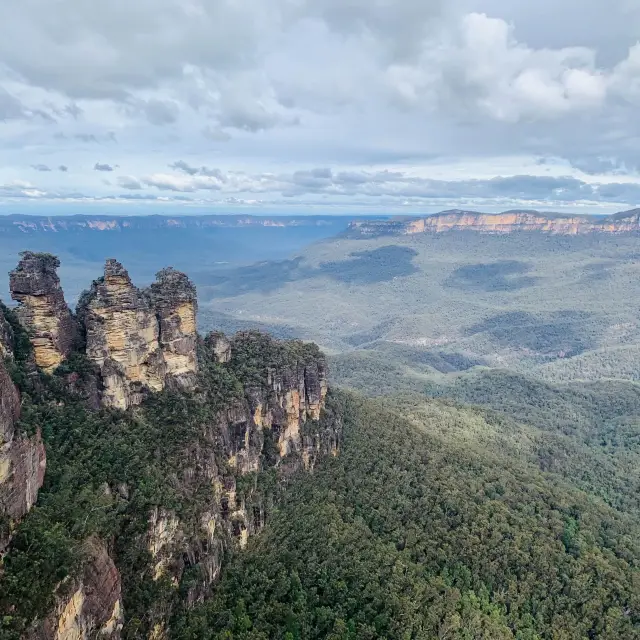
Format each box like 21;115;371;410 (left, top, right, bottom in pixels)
147;268;198;389
0;309;13;359
28;538;123;640
9;252;77;372
1;255;340;639
0;214;340;236
82;260;198;409
83;260;167;410
0;309;46;551
349;208;640;237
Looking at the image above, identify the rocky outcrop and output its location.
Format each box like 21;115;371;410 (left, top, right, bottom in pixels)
83;259;166;410
80;260;199;409
223;332;331;466
0;346;46;551
1;254;342;639
9;252;77;372
147;268;198;388
205;332;231;364
28;538;123;640
348;208;640;237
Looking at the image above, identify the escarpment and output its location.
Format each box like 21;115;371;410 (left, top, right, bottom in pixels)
1;254;340;639
9;252;77;372
348;208;640;237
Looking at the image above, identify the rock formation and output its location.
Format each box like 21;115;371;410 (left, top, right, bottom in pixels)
1;255;341;639
205;332;231;364
9;252;76;372
348;208;640;237
0;308;46;551
82;259;167;410
28;538;123;640
147;267;198;388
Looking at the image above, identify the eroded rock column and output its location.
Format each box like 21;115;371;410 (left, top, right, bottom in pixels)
10;252;76;372
147;267;198;389
82;259;166;410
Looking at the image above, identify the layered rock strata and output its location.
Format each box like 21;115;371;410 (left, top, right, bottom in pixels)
82;260;167;410
81;260;198;409
9;252;77;372
147;267;198;388
348;208;640;237
28;538;123;640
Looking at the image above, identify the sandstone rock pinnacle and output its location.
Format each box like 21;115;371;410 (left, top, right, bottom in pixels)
9;251;76;372
146;267;198;388
82;259;166;409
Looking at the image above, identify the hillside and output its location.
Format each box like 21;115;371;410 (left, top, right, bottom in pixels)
176;393;640;639
198;229;640;384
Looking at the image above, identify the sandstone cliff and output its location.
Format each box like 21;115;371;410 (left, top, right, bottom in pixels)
1;255;340;639
9;252;77;372
349;208;640;237
27;538;123;640
80;260;198;409
147;267;198;389
0;307;46;552
82;259;167;410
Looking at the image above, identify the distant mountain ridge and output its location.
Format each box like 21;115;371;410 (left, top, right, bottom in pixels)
349;208;640;236
0;214;342;235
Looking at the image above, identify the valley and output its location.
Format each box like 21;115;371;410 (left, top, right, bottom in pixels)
1;214;640;639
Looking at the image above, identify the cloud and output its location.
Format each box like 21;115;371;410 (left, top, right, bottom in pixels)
58;165;68;172
113;164;640;207
169;160;199;176
94;162;115;172
169;161;225;179
31;164;52;172
130;98;180;125
3;1;640;211
116;175;143;189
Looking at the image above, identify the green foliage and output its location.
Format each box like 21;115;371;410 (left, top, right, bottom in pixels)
227;330;322;389
174;391;640;640
0;336;264;638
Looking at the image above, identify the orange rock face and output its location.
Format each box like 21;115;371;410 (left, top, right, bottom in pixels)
350;209;640;237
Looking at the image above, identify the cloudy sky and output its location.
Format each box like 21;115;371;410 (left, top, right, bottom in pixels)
3;0;640;214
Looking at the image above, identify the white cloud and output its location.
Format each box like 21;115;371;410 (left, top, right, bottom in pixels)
2;0;640;211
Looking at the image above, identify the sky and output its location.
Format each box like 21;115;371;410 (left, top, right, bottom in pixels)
2;0;640;215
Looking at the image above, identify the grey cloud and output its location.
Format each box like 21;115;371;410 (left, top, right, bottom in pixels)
64;103;83;119
125;165;640;206
94;162;115;172
169;161;199;176
202;126;231;142
31;164;52;172
169;161;225;179
0;89;31;121
0;88;55;122
58;165;68;172
132;98;179;125
117;175;143;189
